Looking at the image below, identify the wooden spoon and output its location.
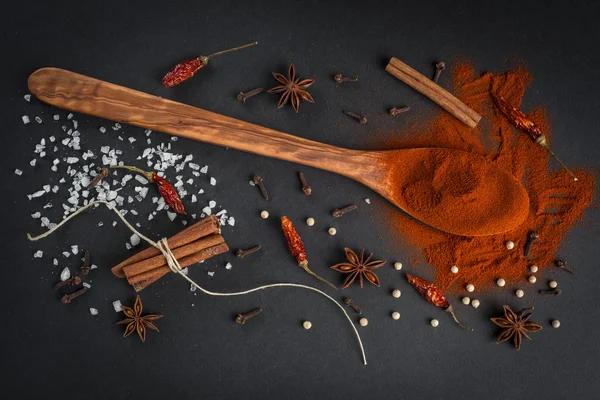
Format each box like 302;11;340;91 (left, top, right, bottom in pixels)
28;68;529;236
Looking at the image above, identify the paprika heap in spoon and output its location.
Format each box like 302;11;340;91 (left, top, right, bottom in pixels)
28;67;529;236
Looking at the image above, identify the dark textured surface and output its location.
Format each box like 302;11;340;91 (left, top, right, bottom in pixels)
1;1;599;399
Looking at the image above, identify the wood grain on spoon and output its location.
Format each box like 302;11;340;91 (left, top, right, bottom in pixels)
28;68;529;236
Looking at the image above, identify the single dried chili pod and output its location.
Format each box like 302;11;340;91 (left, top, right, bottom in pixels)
406;273;472;331
492;94;577;181
111;165;186;214
281;216;337;290
162;41;258;87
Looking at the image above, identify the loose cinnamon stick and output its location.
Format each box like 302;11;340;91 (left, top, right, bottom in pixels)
111;215;220;278
122;234;225;278
129;242;229;292
385;57;481;128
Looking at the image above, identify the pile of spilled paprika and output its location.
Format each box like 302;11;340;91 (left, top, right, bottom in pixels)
372;60;595;293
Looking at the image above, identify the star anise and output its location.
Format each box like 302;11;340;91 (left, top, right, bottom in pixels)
490;305;542;350
268;63;315;113
117;295;163;342
331;248;386;289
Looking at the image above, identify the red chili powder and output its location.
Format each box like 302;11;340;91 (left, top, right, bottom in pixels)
372;61;595;293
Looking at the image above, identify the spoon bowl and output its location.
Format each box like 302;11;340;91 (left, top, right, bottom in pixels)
28;68;529;236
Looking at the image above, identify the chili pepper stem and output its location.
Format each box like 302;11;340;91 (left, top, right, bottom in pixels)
302;265;337;290
445;305;473;331
110;165;154;181
535;136;578;181
206;41;258;61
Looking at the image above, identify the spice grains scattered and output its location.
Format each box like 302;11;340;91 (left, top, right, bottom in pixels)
374;61;595;292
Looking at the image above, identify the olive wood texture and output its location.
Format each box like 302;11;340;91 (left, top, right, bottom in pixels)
28;68;529;236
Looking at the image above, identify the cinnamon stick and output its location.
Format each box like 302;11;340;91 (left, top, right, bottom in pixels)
129;242;229;292
111;215;220;278
122;234;224;278
385;57;481;128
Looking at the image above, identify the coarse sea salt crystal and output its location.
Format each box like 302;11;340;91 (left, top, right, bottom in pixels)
145;129;152;136
210;177;216;186
53;114;60;121
191;195;197;203
60;267;71;281
167;211;177;221
125;243;132;250
364;198;371;204
43;202;52;209
66;157;79;164
200;166;208;174
31;212;41;218
99;126;106;133
71;245;79;254
89;308;99;316
67;113;73;120
207;271;215;277
190;284;197;292
202;206;212;215
216;209;227;216
34;250;43;258
112;300;123;312
130;234;140;246
82;282;91;289
171;136;178;141
31;190;46;198
53;258;58;266
35;116;43;124
228;217;235;226
225;262;233;270
187;179;194;185
62;251;70;257
135;175;149;185
180;267;189;275
209;200;216;208
189;163;200;170
128;137;136;143
24;94;31;102
14;169;23;176
22;115;30;124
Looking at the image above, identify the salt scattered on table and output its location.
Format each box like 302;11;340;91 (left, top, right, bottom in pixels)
209;200;216;208
34;250;43;258
82;282;91;289
167;211;177;221
130;233;140;246
112;300;123;312
210;177;216;186
207;271;215;277
200;166;208;174
53;114;60;121
14;169;23;176
227;217;235;226
225;262;233;270
89;308;99;316
22;115;30;124
31;212;41;219
71;245;79;255
53;258;58;266
60;267;71;281
35;116;43;124
24;94;31;102
202;206;212;215
135;175;148;185
364;198;371;204
190;284;197;292
180;267;189;276
67;113;73;120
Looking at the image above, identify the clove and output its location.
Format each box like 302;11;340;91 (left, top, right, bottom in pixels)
334;74;358;84
523;231;539;257
60;287;88;304
433;61;446;83
332;204;358;218
54;276;82;290
87;167;109;189
236;245;261;259
298;171;312;195
389;106;411;117
343;110;367;125
237;88;263;103
539;288;562;296
555;260;575;274
235;308;263;324
343;297;362;314
80;249;91;275
253;175;269;200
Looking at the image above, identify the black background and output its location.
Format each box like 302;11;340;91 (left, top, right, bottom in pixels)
2;1;599;399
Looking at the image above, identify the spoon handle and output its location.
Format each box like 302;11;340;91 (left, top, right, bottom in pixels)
28;68;376;178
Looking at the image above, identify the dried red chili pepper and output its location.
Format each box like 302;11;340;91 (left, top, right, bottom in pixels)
111;165;186;214
406;274;472;331
492;94;577;181
281;216;337;290
162;41;258;88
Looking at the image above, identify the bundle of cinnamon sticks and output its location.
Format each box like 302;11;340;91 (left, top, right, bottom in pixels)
111;215;228;291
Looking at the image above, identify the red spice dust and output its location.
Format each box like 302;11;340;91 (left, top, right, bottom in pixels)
372;60;595;293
